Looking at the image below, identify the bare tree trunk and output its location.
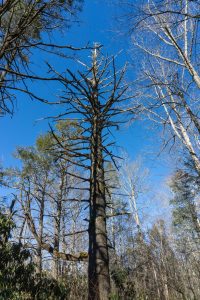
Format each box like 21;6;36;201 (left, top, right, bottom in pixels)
53;167;66;279
36;180;46;275
158;87;200;175
88;129;110;300
53;204;61;279
46;45;127;299
151;260;161;300
88;48;111;300
110;199;116;251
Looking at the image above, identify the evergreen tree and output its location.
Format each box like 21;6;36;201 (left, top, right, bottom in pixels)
0;207;35;299
169;170;200;245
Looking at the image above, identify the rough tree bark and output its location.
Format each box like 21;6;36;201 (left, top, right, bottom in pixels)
47;44;128;299
88;49;110;299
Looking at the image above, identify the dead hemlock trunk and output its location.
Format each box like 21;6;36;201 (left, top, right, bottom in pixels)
47;44;128;299
9;44;128;299
88;48;111;300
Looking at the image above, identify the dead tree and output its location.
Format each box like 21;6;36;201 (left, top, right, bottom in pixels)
119;155;149;232
50;45;129;300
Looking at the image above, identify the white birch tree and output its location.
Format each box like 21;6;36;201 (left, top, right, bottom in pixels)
125;0;200;174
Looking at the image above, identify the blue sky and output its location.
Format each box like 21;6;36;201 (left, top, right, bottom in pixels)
0;0;173;222
0;1;133;166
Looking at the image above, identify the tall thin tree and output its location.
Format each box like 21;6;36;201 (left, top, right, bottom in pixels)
50;45;129;300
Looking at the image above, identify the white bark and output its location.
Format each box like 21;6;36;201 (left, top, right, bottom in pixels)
132;0;200;174
119;156;149;231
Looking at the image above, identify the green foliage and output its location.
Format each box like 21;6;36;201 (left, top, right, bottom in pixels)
0;210;35;299
111;266;128;290
109;293;120;300
14;120;82;179
36;133;53;152
111;265;136;300
31;275;70;300
169;170;200;238
0;211;14;241
55;119;82;138
16;147;52;178
0;209;70;299
0;242;35;299
0;121;84;298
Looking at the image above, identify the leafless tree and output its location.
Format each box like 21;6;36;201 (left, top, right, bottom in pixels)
125;0;200;174
48;45;130;300
119;154;149;231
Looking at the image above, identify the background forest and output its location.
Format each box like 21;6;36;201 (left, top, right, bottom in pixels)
0;0;200;299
